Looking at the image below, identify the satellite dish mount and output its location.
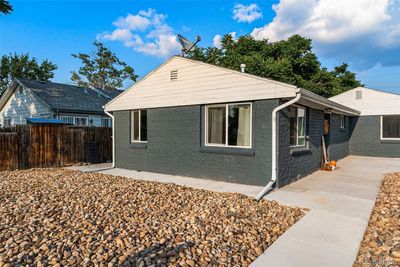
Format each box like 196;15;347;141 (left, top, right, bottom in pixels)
177;34;201;57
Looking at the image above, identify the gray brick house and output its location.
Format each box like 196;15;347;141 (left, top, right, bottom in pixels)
105;56;394;199
0;78;121;127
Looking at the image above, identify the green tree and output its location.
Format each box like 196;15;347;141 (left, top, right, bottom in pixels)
71;41;138;91
0;53;57;96
188;34;362;97
0;0;13;15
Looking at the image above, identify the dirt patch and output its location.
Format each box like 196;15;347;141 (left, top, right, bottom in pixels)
354;172;400;267
0;169;305;266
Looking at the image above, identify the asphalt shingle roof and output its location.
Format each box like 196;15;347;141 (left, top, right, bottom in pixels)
16;78;122;114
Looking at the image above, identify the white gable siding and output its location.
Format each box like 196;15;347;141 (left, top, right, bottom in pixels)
0;86;53;125
329;87;400;116
105;57;297;111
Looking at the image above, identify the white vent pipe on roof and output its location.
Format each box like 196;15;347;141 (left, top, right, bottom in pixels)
240;63;246;73
256;90;301;201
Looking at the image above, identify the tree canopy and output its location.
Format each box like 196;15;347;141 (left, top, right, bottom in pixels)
0;53;57;97
71;41;138;91
0;0;12;15
188;34;362;98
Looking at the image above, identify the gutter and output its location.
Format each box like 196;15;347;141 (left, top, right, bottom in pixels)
104;108;115;168
256;90;301;201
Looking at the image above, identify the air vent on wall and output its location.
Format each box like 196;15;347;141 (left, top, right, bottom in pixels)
356;90;362;100
170;70;178;81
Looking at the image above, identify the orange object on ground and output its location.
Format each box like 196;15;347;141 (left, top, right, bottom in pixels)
330;160;337;166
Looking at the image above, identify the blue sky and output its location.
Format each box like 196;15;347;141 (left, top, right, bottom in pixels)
1;0;400;93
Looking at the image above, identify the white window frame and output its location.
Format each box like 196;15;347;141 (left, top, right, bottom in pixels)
59;115;74;125
131;110;147;143
290;106;307;148
74;116;88;126
102;117;112;127
380;115;400;141
340;115;346;129
204;102;252;148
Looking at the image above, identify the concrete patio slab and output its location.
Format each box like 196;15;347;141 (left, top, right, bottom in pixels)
252;156;400;267
98;168;264;197
65;163;112;172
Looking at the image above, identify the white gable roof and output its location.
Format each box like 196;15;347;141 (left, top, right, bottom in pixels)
329;87;400;116
105;56;298;111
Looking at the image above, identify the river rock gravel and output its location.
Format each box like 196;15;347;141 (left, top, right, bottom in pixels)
354;172;400;267
0;168;305;266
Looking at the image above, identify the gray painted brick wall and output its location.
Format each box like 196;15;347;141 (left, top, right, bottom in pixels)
114;100;280;186
113;99;369;187
349;116;400;158
328;114;350;161
277;106;324;187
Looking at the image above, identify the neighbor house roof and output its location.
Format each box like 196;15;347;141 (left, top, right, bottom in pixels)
105;56;360;116
0;78;122;115
329;87;400;116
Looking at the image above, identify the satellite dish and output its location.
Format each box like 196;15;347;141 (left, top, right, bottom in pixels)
177;34;201;56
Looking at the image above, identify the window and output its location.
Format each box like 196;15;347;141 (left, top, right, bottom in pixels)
381;115;400;140
290;106;306;147
4;117;11;127
59;115;88;126
131;110;147;142
59;116;74;125
205;103;251;148
74;117;88;126
102;117;112;127
340;115;346;129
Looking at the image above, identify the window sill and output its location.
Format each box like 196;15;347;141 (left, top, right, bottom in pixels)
380;139;400;144
290;146;311;155
130;142;147;149
200;146;255;156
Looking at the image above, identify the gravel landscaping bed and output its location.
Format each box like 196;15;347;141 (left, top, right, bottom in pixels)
354;172;400;267
0;169;305;266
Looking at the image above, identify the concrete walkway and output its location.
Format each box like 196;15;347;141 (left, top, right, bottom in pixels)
67;165;264;197
66;156;400;267
251;156;400;267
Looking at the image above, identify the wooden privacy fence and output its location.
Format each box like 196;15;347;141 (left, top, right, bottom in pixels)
0;125;112;171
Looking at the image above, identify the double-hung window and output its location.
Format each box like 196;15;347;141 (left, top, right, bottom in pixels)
205;103;252;148
381;115;400;140
289;106;306;147
131;110;147;142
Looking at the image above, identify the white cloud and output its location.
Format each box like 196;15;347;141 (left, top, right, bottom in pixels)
102;28;133;42
113;14;151;31
251;0;400;69
213;34;222;48
213;32;237;48
233;3;262;23
100;8;180;57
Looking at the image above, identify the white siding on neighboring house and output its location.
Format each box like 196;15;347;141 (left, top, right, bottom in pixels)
105;56;297;112
0;85;53;125
329;87;400;116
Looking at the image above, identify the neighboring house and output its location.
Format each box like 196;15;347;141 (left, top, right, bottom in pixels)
329;87;400;158
0;78;121;127
104;56;363;192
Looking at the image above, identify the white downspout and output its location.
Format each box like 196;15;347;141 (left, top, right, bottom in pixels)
104;109;115;168
256;90;301;201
